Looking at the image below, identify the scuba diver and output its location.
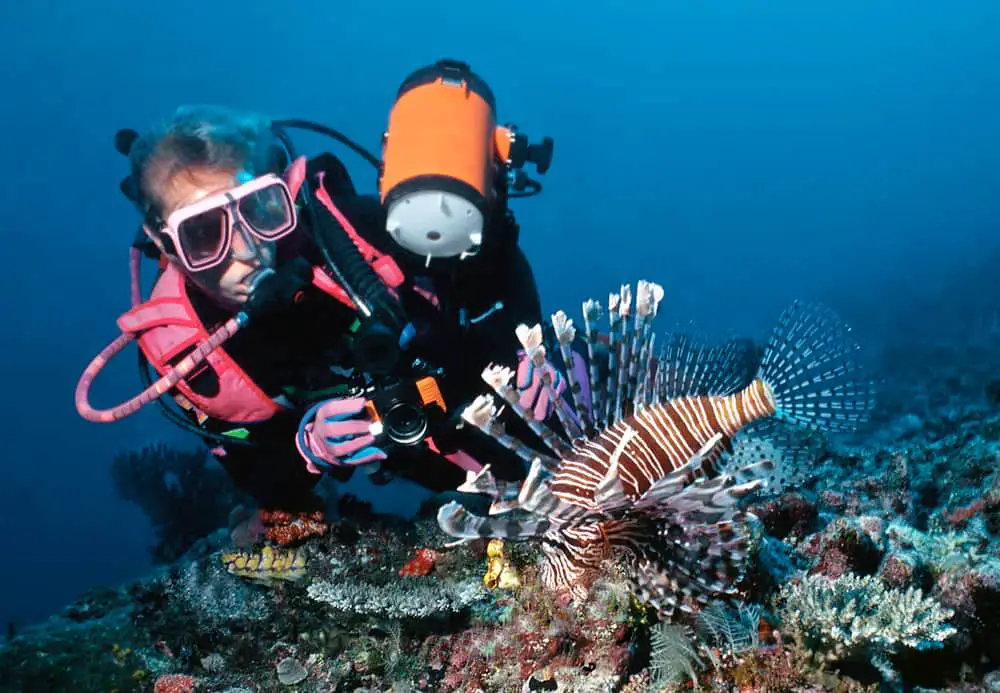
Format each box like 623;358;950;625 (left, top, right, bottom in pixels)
75;59;565;514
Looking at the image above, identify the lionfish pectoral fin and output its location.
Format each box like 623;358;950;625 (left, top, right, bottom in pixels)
436;501;549;539
516;457;556;511
630;514;752;619
503;458;608;529
488;499;522;515
456;464;499;497
721;460;774;499
593;424;639;512
659;469;766;526
630;433;726;514
630;476;691;514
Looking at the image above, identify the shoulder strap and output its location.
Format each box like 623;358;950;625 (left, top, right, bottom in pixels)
309;172;405;303
117;265;283;424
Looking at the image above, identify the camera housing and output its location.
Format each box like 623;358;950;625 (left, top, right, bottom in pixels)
365;375;448;448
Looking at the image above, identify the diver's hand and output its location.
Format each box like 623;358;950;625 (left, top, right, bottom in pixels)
515;351;567;420
295;397;387;474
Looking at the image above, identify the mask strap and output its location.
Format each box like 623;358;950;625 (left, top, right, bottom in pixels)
284;156;307;201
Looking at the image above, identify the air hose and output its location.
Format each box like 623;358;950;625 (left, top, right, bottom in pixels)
74;253;313;424
273;120;409;375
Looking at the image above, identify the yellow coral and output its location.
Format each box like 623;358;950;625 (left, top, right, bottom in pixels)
111;643;131;666
221;546;307;584
483;539;521;590
486;538;504;559
628;593;650;625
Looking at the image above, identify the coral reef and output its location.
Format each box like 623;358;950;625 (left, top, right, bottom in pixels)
5;327;1000;691
0;497;640;692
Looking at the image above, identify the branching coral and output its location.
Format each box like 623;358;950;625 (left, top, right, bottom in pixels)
306;576;486;620
776;572;956;666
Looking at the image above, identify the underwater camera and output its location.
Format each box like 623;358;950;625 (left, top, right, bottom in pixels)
362;372;449;448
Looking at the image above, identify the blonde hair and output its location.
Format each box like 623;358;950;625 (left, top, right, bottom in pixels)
129;105;286;222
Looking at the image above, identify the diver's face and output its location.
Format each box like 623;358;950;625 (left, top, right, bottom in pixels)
149;168;277;308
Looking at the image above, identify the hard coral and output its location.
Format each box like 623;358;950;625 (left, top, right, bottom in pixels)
777;572;956;667
877;552;920;588
422;568;635;691
933;568;1000;655
728;644;809;691
807;519;884;579
749;492;818;540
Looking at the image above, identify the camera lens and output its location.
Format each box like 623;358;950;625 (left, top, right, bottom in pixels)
383;402;428;445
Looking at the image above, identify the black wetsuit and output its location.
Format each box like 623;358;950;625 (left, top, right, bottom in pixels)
175;153;543;511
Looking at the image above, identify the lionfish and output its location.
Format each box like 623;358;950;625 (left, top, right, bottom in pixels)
437;280;876;618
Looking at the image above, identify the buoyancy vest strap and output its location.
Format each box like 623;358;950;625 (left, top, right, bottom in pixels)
311;172;405;299
118;296;201;332
116;264;282;423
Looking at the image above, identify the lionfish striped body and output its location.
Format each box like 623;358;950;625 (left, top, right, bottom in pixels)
549;378;775;505
437;280;875;618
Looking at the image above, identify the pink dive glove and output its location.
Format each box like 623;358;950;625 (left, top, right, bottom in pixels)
515;351;567;421
295;396;388;474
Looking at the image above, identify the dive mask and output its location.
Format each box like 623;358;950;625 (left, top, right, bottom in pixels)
150;173;298;273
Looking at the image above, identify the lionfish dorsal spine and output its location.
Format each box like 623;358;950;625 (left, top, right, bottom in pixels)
518;321;586;443
460;394;559;468
581;298;604;434
482;363;574;458
612;284;634;422
603;291;620;426
551;310;593;438
628;281;664;414
573;281;668;435
635;330;657;409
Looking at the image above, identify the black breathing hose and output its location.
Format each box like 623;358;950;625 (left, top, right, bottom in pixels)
273;121;409;374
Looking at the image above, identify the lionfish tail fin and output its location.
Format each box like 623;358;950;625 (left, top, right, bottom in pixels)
757;301;877;433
